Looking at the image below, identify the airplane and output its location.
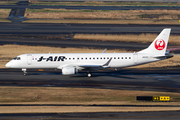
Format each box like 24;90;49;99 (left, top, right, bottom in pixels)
5;28;173;77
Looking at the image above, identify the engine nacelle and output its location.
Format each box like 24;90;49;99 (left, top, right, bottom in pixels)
62;67;78;75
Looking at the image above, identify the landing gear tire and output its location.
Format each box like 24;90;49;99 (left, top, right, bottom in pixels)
87;73;91;77
24;73;27;76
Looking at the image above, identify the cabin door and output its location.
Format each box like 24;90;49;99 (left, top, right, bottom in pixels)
133;53;138;64
27;54;32;65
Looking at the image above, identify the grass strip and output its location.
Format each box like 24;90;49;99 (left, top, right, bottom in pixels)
1;106;180;113
30;1;180;7
0;9;11;19
0;87;180;113
24;9;180;21
0;19;11;22
23;19;180;25
0;106;180;113
74;33;180;45
0;1;16;5
0;86;179;103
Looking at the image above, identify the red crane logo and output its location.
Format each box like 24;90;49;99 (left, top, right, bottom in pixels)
154;39;165;50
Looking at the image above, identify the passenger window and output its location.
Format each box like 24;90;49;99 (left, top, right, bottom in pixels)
89;58;91;59
122;57;123;59
129;57;131;59
77;58;79;60
125;57;127;59
97;58;98;59
100;57;102;59
104;57;105;59
93;58;95;59
114;57;116;59
73;58;75;60
107;57;109;59
118;57;120;59
81;58;83;60
86;58;87;60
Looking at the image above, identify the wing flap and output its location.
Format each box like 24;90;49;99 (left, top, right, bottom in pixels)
78;65;102;68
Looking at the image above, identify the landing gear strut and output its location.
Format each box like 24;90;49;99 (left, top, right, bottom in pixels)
22;69;27;76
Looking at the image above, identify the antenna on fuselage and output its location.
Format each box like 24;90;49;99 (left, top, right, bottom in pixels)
102;48;107;53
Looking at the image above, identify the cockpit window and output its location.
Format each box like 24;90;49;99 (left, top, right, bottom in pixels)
13;57;17;60
13;57;21;60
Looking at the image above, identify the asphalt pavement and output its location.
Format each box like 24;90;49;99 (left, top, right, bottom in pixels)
1;3;180;10
1;68;180;92
1;111;180;120
1;23;180;35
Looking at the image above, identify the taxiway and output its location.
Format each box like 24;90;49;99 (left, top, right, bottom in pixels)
1;111;180;120
1;23;180;35
0;68;180;92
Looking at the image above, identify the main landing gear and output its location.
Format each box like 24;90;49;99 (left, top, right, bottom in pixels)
22;69;27;76
87;72;92;77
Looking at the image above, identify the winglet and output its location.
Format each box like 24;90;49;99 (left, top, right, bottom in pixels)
103;57;112;66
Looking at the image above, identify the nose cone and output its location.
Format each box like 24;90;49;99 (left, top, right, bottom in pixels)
5;61;12;68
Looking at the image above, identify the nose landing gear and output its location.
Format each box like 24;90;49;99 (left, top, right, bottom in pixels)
22;69;27;76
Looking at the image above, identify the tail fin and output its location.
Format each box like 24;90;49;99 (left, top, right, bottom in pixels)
138;28;171;56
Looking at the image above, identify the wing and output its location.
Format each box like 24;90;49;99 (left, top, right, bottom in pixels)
57;58;112;70
76;57;112;70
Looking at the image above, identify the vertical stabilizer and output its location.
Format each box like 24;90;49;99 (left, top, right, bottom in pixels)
138;28;171;56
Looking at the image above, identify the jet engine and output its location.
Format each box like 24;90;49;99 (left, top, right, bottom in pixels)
62;67;78;75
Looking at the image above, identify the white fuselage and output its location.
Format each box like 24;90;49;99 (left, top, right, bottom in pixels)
6;52;159;69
